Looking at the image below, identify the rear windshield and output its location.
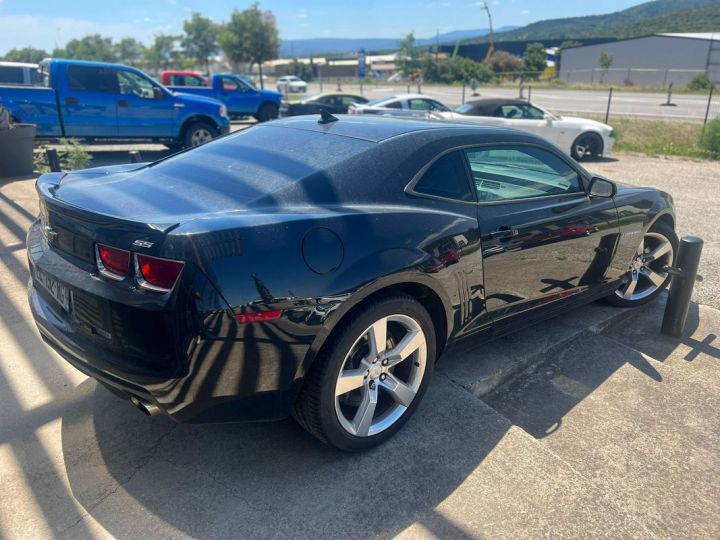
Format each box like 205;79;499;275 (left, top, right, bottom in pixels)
147;125;375;205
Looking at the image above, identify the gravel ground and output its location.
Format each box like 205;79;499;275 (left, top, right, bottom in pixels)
586;154;720;309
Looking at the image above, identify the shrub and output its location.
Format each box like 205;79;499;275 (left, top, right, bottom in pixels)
483;50;523;75
34;138;91;173
688;73;715;91
700;117;720;158
421;55;493;84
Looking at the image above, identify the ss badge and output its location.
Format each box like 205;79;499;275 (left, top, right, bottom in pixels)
132;239;154;249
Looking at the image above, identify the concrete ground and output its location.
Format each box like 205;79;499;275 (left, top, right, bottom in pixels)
1;153;719;538
302;82;719;122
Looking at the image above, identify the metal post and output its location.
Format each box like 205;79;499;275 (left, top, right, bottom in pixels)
360;79;363;96
703;86;714;128
662;69;668;88
661;82;676;106
46;148;60;172
462;82;466;104
604;87;613;124
518;84;524;99
528;85;532;103
129;150;141;163
661;236;704;337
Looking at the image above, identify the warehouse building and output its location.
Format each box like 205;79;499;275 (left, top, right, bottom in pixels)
559;33;719;87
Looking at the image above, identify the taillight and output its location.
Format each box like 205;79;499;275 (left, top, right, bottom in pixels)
96;244;130;280
135;254;184;292
235;310;283;324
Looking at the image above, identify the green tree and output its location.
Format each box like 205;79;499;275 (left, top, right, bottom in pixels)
145;34;180;71
61;34;117;62
396;32;421;77
421;54;493;84
2;47;49;64
182;13;218;74
483;50;523;75
597;51;613;83
220;3;279;89
285;58;312;81
523;42;546;79
115;38;146;67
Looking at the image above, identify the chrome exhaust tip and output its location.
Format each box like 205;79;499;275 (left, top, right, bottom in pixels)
130;395;160;416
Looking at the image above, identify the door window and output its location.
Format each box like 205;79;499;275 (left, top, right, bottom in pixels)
118;70;158;99
67;65;118;93
465;145;582;202
495;104;545;119
383;100;401;109
413;152;474;202
0;66;23;84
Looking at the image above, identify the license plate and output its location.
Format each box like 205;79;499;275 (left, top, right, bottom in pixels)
34;266;70;312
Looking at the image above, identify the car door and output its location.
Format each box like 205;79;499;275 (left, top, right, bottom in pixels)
115;68;175;137
61;64;118;137
494;104;557;143
465;144;620;330
217;76;257;115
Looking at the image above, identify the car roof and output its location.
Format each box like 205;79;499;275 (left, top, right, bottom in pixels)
463;98;538;114
268;114;529;143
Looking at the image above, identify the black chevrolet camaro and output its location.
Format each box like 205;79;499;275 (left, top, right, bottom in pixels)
28;116;677;451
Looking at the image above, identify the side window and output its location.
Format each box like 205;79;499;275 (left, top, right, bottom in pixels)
413;152;474;202
465;145;582;202
497;105;523;118
521;105;545;119
409;99;431;111
0;66;24;84
428;100;450;112
67;65;118;93
221;77;239;91
384;100;401;109
341;96;359;106
186;75;204;87
117;70;158;99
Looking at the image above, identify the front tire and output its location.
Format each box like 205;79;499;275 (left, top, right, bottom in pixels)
606;221;678;307
571;132;604;161
254;103;279;123
293;295;436;452
183;121;218;148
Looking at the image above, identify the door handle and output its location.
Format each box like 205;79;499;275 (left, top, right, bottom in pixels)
64;97;78;106
117;100;129;108
490;228;518;240
173;103;185;109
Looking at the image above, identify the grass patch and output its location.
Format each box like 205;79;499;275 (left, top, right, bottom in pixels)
576;115;713;159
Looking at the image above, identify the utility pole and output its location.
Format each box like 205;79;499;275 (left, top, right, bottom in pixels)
481;2;495;62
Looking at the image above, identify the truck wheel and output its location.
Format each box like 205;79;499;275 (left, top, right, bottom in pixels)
183;122;218;148
255;104;279;123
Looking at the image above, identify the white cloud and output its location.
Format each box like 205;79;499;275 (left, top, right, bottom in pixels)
0;14;180;53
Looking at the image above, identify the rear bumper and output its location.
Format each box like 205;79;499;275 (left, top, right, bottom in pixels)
27;221;306;423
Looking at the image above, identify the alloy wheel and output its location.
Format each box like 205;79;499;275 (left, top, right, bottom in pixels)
190;128;213;146
334;314;427;437
574;135;598;159
616;231;674;302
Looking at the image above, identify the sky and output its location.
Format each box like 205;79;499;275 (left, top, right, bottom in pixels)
0;0;649;54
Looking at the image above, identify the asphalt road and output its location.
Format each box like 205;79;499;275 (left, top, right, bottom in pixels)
303;82;719;122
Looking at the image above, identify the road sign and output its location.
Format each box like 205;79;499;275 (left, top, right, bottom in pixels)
357;49;366;79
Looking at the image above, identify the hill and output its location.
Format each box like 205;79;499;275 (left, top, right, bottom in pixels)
468;0;717;42
279;27;518;57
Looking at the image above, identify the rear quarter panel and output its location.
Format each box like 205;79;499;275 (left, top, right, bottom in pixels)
0;85;62;136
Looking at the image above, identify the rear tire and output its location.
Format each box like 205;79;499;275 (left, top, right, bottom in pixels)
183;121;218;148
605;221;678;308
293;295;436;452
571;132;604;161
254;103;279;123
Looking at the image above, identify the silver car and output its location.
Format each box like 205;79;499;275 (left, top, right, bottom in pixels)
348;93;451;117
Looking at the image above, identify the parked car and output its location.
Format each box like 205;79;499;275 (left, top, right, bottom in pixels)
0;59;230;147
0;61;40;85
348;93;451;117
276;75;307;93
28;116;677;452
436;98;615;161
281;93;369;116
162;71;282;121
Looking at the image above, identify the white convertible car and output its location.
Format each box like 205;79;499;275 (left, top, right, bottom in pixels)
434;98;615;161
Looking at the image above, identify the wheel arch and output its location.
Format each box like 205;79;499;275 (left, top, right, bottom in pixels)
296;275;452;384
179;114;221;139
572;130;605;158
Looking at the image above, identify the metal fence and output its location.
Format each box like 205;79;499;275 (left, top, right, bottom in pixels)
560;68;706;88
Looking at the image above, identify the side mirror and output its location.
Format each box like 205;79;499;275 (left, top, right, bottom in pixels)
153;87;165;100
543;113;553;124
588;176;616;198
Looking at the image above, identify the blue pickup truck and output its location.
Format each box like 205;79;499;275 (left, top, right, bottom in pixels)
0;59;230;148
163;71;282;122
